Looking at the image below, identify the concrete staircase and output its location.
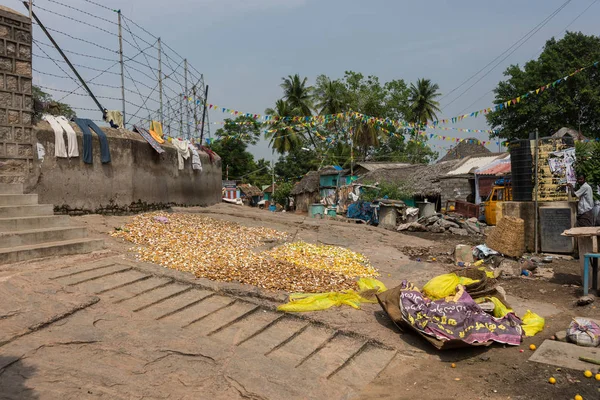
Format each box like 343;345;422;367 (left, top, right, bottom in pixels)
0;183;104;264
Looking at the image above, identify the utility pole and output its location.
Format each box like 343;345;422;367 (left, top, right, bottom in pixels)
179;93;183;138
28;0;32;20
534;128;539;255
117;10;126;128
192;85;198;141
200;84;209;144
271;160;275;195
226;164;229;181
184;59;190;140
158;37;163;126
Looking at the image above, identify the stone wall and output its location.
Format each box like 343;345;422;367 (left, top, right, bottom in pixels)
29;122;222;214
0;6;32;183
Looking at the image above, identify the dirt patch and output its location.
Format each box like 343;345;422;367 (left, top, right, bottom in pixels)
68;205;600;400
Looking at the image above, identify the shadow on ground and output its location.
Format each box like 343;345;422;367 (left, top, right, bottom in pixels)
0;356;38;400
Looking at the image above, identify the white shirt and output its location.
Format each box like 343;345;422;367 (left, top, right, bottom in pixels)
575;182;594;214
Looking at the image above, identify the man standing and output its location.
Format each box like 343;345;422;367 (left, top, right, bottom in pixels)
568;175;594;227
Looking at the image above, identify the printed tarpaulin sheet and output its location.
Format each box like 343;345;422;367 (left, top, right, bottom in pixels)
134;125;165;154
399;281;523;346
347;201;378;224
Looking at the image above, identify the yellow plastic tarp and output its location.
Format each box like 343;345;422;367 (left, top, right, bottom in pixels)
422;273;479;300
521;310;545;337
475;296;513;318
277;278;387;312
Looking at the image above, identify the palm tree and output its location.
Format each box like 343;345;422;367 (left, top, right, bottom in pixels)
409;78;442;127
280;74;317;148
281;74;314;116
314;76;349;140
265;100;302;154
314;76;347;115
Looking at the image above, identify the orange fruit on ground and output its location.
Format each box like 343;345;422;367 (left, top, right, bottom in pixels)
574;395;583;400
595;373;600;380
548;377;556;384
451;363;456;368
583;370;592;378
529;344;536;351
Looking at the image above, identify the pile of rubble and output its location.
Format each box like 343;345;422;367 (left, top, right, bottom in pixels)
397;214;486;236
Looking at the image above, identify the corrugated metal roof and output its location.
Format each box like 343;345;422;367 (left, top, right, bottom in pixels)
476;158;511;176
446;154;508;176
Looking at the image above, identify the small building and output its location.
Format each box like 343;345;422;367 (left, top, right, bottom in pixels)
318;166;357;205
263;183;275;201
290;171;320;213
356;160;463;209
222;180;239;200
474;157;512;204
238;183;263;206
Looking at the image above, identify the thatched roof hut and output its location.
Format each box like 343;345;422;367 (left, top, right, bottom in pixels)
238;183;263;198
357;160;462;197
438;138;491;163
291;171;320;195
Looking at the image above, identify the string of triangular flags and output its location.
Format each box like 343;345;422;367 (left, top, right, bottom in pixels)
433;60;599;125
203;109;498;135
184;59;599;132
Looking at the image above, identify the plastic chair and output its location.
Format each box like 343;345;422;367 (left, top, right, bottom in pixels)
583;253;600;296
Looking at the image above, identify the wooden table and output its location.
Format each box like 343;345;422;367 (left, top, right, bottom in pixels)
562;227;600;292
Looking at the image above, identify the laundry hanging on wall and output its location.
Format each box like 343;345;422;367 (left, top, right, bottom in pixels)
133;125;165;154
74;118;111;164
42;114;79;158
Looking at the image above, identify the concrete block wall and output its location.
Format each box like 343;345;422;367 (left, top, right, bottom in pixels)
0;6;32;184
30;122;222;214
439;177;472;205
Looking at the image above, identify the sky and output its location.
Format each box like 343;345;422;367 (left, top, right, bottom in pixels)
14;0;600;163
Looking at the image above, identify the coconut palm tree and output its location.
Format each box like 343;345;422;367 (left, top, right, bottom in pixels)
314;76;348;115
280;74;318;148
280;74;314;116
264;100;302;154
409;78;442;127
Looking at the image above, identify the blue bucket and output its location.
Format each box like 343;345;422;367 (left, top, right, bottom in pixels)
268;205;276;212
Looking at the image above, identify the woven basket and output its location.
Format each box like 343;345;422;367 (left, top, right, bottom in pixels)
486;216;525;258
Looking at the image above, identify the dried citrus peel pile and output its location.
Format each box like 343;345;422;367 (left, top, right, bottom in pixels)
266;242;378;278
112;212;378;293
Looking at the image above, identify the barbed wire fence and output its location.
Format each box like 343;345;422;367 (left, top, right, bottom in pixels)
18;0;210;141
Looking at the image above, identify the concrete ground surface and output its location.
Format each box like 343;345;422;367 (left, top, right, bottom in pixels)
0;203;599;399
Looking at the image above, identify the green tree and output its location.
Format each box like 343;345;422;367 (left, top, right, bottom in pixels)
408;78;442;127
272;181;294;206
575;141;600;200
281;74;314;116
274;146;318;182
264;99;303;154
246;158;272;188
314;75;348;115
215;116;261;144
280;74;318;149
33;85;76;123
487;32;600;140
210;116;261;180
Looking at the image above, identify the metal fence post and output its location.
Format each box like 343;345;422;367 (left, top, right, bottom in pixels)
117;10;126;127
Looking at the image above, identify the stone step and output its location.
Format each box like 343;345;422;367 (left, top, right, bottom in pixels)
0;226;88;249
0;194;37;205
0;238;105;264
0;215;71;232
0;183;23;194
0;204;54;217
